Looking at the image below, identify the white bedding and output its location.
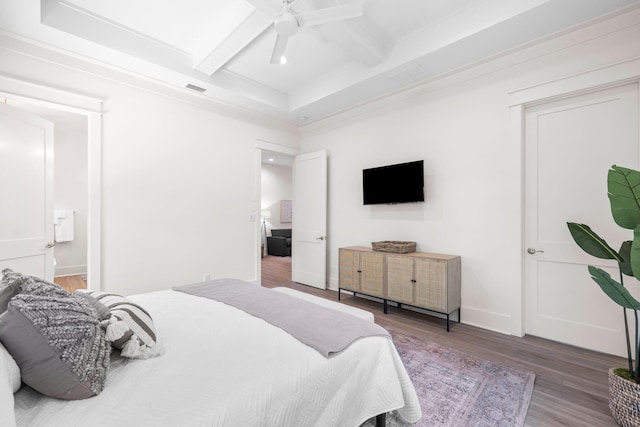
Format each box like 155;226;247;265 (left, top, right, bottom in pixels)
13;289;421;426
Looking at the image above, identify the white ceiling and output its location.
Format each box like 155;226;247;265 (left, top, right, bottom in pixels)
262;150;294;167
1;0;639;125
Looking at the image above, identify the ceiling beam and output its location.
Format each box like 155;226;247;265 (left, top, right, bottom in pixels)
192;2;273;76
41;0;191;70
294;0;389;67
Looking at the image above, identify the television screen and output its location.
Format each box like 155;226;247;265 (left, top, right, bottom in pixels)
363;160;424;205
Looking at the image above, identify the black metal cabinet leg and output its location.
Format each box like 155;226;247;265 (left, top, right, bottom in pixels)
338;288;341;301
376;413;386;427
383;299;388;314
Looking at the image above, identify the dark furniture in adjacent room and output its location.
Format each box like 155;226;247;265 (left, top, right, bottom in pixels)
267;229;292;256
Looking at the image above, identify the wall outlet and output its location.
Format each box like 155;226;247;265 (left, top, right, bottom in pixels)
203;273;211;281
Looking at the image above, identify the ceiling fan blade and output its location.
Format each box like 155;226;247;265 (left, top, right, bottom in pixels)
270;33;290;64
297;1;363;27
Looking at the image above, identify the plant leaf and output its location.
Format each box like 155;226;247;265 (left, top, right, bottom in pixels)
567;222;623;262
631;225;640;282
588;266;640;310
620;240;633;276
608;165;640;230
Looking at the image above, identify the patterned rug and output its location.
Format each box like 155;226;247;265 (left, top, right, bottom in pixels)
363;329;535;427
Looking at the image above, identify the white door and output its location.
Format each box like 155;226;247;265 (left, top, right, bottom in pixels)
0;103;55;281
524;83;639;357
292;150;327;289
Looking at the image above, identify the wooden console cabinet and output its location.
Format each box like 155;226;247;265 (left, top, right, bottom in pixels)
339;249;385;298
338;246;461;331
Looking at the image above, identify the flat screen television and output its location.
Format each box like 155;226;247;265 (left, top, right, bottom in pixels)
363;160;424;205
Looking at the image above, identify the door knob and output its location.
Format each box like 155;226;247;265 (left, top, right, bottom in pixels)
527;248;544;254
316;236;325;240
45;242;55;249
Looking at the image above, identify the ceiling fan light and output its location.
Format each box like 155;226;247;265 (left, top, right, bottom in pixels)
274;12;298;37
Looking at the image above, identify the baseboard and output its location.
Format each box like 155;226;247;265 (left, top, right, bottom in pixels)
460;306;513;335
54;264;87;277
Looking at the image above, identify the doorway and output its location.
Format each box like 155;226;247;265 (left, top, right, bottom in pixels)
0;94;100;291
260;150;294;285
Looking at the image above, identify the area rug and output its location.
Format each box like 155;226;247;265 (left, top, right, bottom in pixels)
363;329;535;427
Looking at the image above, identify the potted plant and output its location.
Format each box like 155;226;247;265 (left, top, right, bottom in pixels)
567;165;640;426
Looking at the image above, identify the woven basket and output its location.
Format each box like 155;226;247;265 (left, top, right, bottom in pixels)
609;368;640;427
371;241;416;253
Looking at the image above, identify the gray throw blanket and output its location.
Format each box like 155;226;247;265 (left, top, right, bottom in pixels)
173;279;390;357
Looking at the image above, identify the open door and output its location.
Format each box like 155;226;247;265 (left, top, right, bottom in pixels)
0;103;55;281
292;150;327;289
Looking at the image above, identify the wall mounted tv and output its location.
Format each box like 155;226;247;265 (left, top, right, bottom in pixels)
363;160;424;205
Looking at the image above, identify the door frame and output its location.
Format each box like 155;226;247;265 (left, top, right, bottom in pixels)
509;57;640;337
0;76;103;290
255;138;299;283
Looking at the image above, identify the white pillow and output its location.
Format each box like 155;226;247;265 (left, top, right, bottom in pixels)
0;342;19;427
0;342;20;393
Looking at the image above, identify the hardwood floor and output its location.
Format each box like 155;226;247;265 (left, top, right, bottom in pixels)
261;255;624;426
53;274;87;293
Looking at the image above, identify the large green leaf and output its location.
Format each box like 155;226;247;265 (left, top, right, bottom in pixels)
631;225;640;282
608;165;640;230
567;222;623;262
588;266;640;310
619;240;633;276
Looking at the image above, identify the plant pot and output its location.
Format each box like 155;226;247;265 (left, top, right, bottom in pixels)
609;368;640;426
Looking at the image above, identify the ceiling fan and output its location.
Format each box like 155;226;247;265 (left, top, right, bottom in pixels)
260;0;364;64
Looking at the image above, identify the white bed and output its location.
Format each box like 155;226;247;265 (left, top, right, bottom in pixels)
9;288;421;426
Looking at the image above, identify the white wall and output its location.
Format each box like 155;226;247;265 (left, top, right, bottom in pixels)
0;35;299;296
261;163;293;235
300;9;640;334
1;6;639;336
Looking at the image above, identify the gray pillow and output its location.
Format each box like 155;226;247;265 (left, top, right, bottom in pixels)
74;291;110;320
0;281;20;315
6;269;69;298
0;292;110;400
0;268;70;315
0;268;31;314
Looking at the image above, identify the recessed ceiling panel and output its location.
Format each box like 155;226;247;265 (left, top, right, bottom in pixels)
3;0;636;123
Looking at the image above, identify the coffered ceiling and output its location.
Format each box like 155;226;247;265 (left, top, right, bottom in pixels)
0;0;639;124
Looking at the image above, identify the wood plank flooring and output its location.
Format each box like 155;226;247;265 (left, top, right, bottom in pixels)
261;255;624;426
53;274;87;293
